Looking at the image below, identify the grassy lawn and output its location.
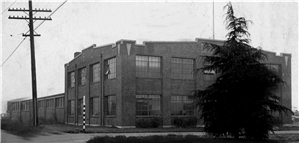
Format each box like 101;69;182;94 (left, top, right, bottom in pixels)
86;135;282;143
2;117;299;142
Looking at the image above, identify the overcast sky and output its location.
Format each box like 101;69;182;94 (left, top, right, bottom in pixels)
1;0;298;113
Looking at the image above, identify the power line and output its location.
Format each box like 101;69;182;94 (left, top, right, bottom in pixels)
1;0;67;67
0;37;27;67
23;0;67;35
1;0;18;14
35;0;67;30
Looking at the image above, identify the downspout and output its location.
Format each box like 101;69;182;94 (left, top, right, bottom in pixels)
75;64;78;125
65;64;68;124
101;54;104;126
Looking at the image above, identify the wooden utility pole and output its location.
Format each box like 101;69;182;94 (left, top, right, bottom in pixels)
8;0;51;126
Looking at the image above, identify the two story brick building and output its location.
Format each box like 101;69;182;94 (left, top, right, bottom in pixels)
64;38;292;127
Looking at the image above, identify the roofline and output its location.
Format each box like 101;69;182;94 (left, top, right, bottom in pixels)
8;93;64;103
195;38;225;43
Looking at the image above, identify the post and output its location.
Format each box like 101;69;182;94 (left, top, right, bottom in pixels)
28;0;38;127
8;0;51;127
83;96;86;132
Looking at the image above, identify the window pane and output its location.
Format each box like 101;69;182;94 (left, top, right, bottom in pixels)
171;58;194;80
92;63;100;83
105;96;116;115
136;56;161;78
69;71;75;87
136;95;161;116
91;97;99;116
77;99;83;115
171;95;194;116
105;58;116;79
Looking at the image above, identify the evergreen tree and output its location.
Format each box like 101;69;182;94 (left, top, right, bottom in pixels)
195;2;292;140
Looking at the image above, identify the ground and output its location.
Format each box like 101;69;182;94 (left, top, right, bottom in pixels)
1;123;299;143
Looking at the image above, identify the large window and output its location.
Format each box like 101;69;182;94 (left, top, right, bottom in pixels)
136;95;161;116
67;100;75;115
171;58;194;79
91;63;101;83
21;101;29;111
78;67;87;85
38;100;45;109
46;98;54;108
104;95;116;116
90;97;100;116
68;71;75;88
12;102;20;111
105;58;116;79
77;99;83;116
55;97;64;108
171;95;194;116
136;55;161;78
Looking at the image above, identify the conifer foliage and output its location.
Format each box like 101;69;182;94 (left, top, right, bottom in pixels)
195;2;292;140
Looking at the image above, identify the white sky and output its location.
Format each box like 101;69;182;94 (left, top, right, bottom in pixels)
1;0;298;113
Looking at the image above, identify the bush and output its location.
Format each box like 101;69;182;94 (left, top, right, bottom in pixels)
136;118;162;128
1;117;42;137
171;117;198;128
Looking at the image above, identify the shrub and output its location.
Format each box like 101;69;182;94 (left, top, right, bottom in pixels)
136;118;162;128
1;117;42;137
171;117;198;128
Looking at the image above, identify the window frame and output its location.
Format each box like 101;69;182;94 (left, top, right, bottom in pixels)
55;97;64;108
68;71;75;88
90;97;100;116
171;57;194;80
104;57;116;80
21;101;29;111
136;95;162;117
104;95;116;116
171;95;195;116
77;99;83;116
78;67;87;86
136;55;162;78
46;98;55;108
91;62;101;83
67;100;75;115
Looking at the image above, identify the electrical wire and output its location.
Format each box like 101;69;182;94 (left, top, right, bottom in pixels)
34;0;67;31
1;0;18;14
1;0;67;67
0;37;27;67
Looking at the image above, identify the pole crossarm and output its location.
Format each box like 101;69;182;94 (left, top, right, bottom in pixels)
8;8;52;12
8;16;52;20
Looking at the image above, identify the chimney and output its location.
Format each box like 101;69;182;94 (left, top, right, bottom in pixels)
74;52;81;58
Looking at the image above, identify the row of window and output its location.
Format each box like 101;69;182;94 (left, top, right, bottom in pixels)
68;58;116;87
68;56;209;88
11;101;30;111
67;95;116;116
67;95;194;117
38;97;64;109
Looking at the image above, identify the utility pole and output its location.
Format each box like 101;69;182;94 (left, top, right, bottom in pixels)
8;0;51;127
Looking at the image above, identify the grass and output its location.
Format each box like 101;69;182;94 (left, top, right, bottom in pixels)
86;135;281;143
1;117;43;138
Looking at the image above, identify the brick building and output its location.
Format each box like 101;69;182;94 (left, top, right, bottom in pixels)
64;38;292;127
7;93;64;124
